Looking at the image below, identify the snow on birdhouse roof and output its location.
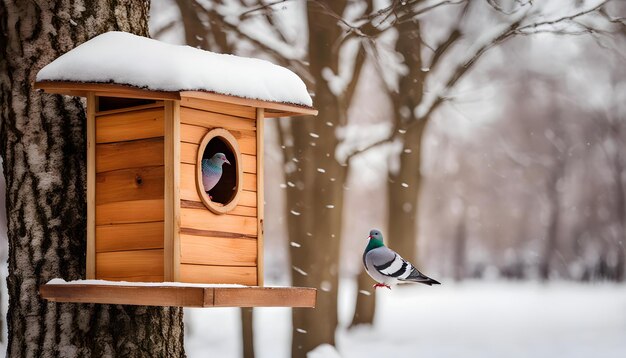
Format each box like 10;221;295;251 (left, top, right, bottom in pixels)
36;31;313;108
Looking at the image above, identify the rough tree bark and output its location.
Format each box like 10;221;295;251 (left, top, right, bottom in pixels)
285;2;349;356
0;1;185;357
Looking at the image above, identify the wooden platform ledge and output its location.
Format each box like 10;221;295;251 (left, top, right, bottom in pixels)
40;282;316;308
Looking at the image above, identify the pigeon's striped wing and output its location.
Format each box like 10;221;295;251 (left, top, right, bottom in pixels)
366;246;441;285
366;246;411;279
374;252;413;280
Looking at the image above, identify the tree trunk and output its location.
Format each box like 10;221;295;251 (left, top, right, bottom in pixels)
241;308;254;358
286;2;348;356
386;122;426;264
386;19;426;268
453;210;467;281
0;2;185;357
349;270;376;328
351;19;426;326
610;143;625;281
540;168;563;281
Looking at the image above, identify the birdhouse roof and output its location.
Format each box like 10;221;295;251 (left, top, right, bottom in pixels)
35;32;316;117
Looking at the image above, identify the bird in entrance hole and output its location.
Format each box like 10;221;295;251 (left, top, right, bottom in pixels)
363;229;441;289
201;153;231;199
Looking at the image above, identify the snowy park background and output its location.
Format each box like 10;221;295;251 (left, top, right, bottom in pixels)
2;0;626;357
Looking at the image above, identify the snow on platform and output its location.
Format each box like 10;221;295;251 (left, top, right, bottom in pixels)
47;278;245;288
36;31;312;107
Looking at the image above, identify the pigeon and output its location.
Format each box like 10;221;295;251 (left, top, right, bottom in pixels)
201;153;231;197
363;229;441;289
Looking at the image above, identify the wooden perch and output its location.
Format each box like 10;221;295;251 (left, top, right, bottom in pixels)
40;282;317;308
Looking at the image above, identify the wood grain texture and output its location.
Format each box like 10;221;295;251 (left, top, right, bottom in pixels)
96;222;164;253
95;102;164;117
182;190;256;210
96;108;164;143
180;234;257;266
212;287;317;308
164;100;181;281
256;108;265;286
180;208;258;236
96;199;164;225
87;93;96;279
180;124;257;155
96;138;164;173
180;91;317;116
180;142;256;173
239;190;257;208
180;97;256;119
179;227;256;239
179;264;257;285
180;199;257;217
96;249;164;281
181;106;256;131
40;284;202;306
35;81;180;101
96;166;164;205
40;284;316;308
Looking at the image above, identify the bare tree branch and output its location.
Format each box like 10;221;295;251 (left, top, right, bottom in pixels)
344;0;615;161
239;0;292;20
486;0;532;16
200;6;314;86
515;0;610;34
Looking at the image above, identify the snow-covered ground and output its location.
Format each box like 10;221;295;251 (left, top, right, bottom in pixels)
185;280;626;358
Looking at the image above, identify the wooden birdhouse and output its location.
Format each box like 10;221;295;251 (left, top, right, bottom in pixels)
35;32;317;307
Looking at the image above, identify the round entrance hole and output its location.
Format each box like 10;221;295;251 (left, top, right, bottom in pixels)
196;128;243;214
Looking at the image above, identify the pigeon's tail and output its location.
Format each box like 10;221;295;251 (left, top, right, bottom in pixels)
403;267;441;286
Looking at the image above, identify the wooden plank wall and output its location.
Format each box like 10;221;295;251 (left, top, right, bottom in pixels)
94;104;166;282
179;98;259;285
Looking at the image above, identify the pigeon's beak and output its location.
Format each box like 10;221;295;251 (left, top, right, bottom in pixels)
367;235;372;240
224;158;231;165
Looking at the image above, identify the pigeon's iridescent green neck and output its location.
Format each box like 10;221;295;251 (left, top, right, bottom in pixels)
365;237;385;252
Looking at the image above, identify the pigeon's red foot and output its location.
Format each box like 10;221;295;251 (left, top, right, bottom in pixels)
373;283;391;290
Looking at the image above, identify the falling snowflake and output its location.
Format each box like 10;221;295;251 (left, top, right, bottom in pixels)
317;168;326;173
309;132;320;138
292;266;308;276
290;242;301;248
290;210;301;216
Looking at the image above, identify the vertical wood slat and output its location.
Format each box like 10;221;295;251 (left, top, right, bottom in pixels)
164;100;181;281
87;93;97;279
256;108;264;287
